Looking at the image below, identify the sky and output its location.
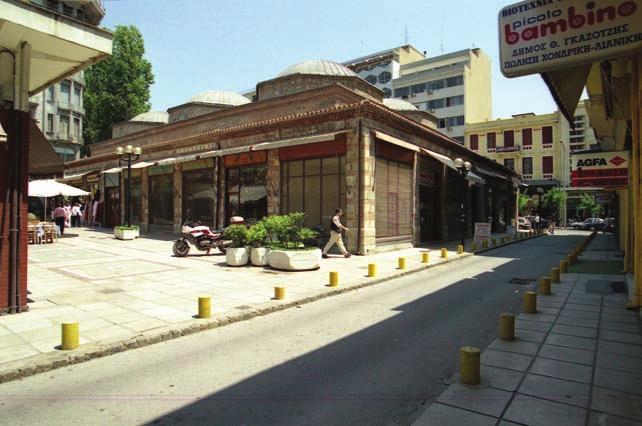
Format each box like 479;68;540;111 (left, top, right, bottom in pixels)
101;0;559;119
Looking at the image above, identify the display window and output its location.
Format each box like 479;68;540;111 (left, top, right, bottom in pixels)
148;173;174;226
226;166;267;223
183;167;216;226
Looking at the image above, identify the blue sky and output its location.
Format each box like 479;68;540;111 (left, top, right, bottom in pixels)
102;0;558;119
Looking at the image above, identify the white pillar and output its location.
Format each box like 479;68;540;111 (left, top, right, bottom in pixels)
14;42;31;112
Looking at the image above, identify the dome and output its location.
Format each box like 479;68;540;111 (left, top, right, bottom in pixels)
188;90;251;106
129;111;169;123
278;60;358;78
383;98;419;111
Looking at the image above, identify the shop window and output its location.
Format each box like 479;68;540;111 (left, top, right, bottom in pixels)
522;128;532;146
375;158;413;239
469;134;478;150
226;166;267;223
378;71;392;84
522;157;533;175
149;173;174;226
130;177;142;225
183;168;216;227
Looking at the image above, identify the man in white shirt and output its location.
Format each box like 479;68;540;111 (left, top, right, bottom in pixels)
322;208;351;259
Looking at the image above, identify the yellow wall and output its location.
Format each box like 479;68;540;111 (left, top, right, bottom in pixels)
464;49;492;124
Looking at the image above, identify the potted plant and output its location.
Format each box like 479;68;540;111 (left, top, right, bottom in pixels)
223;224;249;266
247;221;270;266
267;212;321;271
114;225;140;240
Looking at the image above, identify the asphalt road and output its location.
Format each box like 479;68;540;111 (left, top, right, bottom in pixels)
0;233;584;426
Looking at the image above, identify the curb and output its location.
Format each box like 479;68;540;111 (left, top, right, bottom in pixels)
0;235;542;384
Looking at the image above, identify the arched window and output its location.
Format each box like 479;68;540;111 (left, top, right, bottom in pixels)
365;75;378;85
382;88;392;98
378;71;392;84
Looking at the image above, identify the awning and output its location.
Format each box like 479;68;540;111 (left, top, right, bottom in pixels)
59;170;93;181
373;131;420;152
252;132;343;151
200;145;252;159
475;166;508;180
131;161;156;169
102;167;122;174
420;148;485;184
29;179;89;197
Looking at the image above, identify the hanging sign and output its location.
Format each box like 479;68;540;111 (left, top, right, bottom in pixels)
570;150;629;188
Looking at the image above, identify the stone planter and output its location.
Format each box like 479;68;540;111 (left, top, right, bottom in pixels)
267;248;321;271
226;246;249;266
114;227;139;240
250;247;270;266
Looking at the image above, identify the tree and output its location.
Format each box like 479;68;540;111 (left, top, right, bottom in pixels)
518;193;530;216
577;193;603;218
83;25;154;147
543;187;566;214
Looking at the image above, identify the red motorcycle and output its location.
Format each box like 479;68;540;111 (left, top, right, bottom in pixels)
172;219;229;257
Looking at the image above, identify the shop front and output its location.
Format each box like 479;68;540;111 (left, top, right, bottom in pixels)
103;172;120;228
148;165;174;232
182;159;216;227
224;151;267;224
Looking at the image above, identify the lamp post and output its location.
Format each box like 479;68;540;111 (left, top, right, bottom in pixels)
536;187;544;232
116;145;142;227
454;158;472;249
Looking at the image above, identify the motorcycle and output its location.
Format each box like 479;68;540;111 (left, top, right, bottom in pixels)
172;218;229;257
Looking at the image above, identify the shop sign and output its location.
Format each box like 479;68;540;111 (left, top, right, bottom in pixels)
499;0;642;77
570;150;629;188
474;222;491;245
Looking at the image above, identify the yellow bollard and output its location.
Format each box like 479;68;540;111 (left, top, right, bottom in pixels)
457;245;464;255
523;291;537;313
440;248;448;258
421;252;429;264
560;259;568;273
551;267;560;283
398;257;406;270
329;272;339;287
198;296;211;319
61;322;79;350
538;276;552;295
368;263;377;277
275;286;286;299
567;254;575;265
499;313;515;341
460;346;481;385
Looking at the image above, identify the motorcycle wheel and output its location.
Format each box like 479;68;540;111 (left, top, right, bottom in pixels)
173;240;190;257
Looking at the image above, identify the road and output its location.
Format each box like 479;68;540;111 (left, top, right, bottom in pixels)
0;233;583;426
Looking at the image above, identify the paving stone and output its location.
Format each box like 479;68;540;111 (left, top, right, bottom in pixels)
538;307;561;316
599;340;642;359
0;344;40;364
551;324;598;338
597;352;642;374
566;297;602;307
0;333;27;349
529;357;593;383
504;393;586;426
481;365;524;392
488;338;540;355
559;310;600;320
600;321;641;334
565;303;601;313
588;411;642;426
413;403;497;426
539;344;595;366
545;333;597;351
556;316;599;328
602;306;638;316
481;349;533;372
517;313;557;323
515;320;552;333
592;386;642;421
515;329;546;343
436;383;512;417
595;368;642;396
602;313;639;325
601;330;642;345
518;373;590;408
538;300;564;309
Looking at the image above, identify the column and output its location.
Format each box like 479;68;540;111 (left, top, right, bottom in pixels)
141;168;149;232
266;149;280;216
173;164;182;233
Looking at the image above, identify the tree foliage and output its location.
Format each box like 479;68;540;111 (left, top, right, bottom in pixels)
543;187;566;213
578;193;603;217
83;25;154;147
518;193;530;215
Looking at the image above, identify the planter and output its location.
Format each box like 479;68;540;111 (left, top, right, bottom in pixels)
114;227;139;240
268;248;322;271
250;247;270;266
226;246;249;266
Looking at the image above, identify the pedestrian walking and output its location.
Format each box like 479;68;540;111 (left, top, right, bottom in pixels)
548;214;556;234
534;214;540;233
53;203;66;235
322;208;351;258
71;202;82;227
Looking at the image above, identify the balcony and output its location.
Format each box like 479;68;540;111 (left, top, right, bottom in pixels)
495;144;521;153
57;100;71;111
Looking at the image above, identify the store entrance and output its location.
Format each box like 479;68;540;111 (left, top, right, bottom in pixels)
104;187;120;228
419;184;440;243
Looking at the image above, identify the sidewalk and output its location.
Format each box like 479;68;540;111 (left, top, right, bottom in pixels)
0;227;530;381
414;233;642;425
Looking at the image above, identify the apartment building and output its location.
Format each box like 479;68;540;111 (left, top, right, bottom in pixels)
569;100;598;153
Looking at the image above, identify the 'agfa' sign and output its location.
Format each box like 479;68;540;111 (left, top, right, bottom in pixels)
499;0;642;77
571;151;629;188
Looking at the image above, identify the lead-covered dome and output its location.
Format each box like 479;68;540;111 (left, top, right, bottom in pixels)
188;90;251;106
278;60;358;78
383;98;419;111
129;111;169;123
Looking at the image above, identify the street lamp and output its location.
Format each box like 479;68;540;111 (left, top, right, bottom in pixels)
536;187;544;232
454;157;472;250
116;145;142;227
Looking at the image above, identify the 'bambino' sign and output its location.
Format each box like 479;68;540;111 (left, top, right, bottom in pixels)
499;0;642;77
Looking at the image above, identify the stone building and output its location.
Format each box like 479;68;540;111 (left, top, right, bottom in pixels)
64;60;517;254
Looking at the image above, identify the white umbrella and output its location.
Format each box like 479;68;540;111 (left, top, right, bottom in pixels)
28;179;89;221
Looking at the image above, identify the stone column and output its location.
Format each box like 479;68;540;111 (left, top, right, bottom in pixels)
440;165;448;241
217;158;226;226
266;149;280;216
173;164;182;233
413;152;420;246
141;168;149;232
344;129;359;254
360;128;377;255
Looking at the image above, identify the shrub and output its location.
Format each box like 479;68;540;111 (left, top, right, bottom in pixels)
246;222;268;247
223;224;248;248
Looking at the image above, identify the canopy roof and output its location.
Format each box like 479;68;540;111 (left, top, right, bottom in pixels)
28;179;88;197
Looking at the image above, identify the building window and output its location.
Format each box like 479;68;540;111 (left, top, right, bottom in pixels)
46;114;54;133
428;80;445;91
411;83;426;95
446;95;464;107
542;156;554;174
46;0;58;11
542;126;553;145
60;81;71;106
73;85;81;108
394;87;409;98
522;157;533;175
59;115;69;139
62;3;73;15
445;76;464;87
504;130;514;148
522;128;532;146
504;158;515;170
73;117;80;140
447;116;464;127
365;75;377;85
469;134;478;150
378;71;392;84
47;86;55;101
382;87;392;98
438;119;447;128
487;133;496;149
427;99;444;110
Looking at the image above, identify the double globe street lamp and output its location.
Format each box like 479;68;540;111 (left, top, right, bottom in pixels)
454;157;472;250
116;145;142;227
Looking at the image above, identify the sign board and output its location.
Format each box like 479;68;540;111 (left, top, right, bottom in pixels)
474;222;492;244
506;225;517;237
571;150;629;188
499;0;642;77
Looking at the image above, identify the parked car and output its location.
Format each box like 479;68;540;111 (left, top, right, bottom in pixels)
571;217;604;231
517;217;531;230
602;218;615;233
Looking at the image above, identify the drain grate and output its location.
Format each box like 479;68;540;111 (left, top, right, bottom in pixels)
509;278;536;285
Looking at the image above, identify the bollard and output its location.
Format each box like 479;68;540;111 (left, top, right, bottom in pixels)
61;322;79;350
460;346;481;385
523;291;537;313
567;254;574;266
457;245;464;255
368;263;377;277
275;286;286;299
329;272;339;287
551;267;560;283
440;248;448;258
538;276;552;295
499;313;515;341
560;259;568;273
421;252;430;264
398;257;406;270
198;296;211;319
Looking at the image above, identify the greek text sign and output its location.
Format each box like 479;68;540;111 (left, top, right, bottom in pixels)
474;223;492;244
499;0;642;77
570;150;629;188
